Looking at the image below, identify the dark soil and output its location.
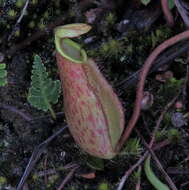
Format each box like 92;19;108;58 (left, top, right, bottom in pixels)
0;0;189;190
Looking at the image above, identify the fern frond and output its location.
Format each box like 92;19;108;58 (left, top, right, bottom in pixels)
0;63;7;87
27;55;61;119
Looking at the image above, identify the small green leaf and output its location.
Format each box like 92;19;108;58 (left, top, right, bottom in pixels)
0;64;6;69
0;63;7;87
168;0;175;9
87;156;104;171
141;0;151;6
28;55;61;119
144;156;170;190
98;182;109;190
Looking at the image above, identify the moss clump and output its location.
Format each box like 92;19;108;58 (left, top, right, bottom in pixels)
16;0;25;8
99;39;123;59
46;174;59;188
31;0;38;5
167;129;181;142
7;9;17;18
121;138;142;157
159;77;183;102
150;27;172;48
98;182;109;190
105;12;116;27
28;21;35;28
0;176;7;185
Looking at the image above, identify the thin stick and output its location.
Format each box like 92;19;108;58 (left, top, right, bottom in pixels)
116;30;189;152
135;166;141;190
16;126;67;190
0;103;32;122
56;166;79;190
117;151;148;190
174;0;189;28
43;154;48;185
116;139;171;190
135;129;178;190
6;16;66;56
161;0;174;27
117;41;189;90
8;0;30;41
182;62;189;98
117;90;179;190
149;93;180;147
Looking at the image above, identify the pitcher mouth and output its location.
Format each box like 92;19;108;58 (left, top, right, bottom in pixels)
54;23;91;64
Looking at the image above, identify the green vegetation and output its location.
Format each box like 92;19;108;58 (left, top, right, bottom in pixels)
144;156;170;190
122;138;142;156
99;39;123;59
27;55;61;119
98;182;109;190
0;64;7;87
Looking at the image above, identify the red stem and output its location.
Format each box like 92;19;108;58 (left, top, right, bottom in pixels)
161;0;174;27
116;30;189;152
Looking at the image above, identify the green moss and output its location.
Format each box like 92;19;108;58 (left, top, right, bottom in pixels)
46;174;59;188
159;78;183;101
8;9;17;18
150;27;172;48
15;29;20;37
167;129;181;142
121;138;142;157
155;130;167;141
38;22;46;31
87;156;104;170
0;176;7;185
32;174;38;181
99;39;123;59
105;12;116;27
43;11;49;19
16;0;25;8
130;166;141;189
98;182;109;190
31;0;38;5
66;186;77;190
28;21;35;28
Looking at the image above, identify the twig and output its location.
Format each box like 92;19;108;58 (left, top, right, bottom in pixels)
16;126;67;190
161;0;174;27
181;181;189;188
23;183;29;190
116;40;189;90
0;103;32;122
36;169;56;177
116;139;171;190
43;154;48;185
135;129;178;190
167;167;189;175
182;62;189;98
56;166;79;190
6;16;66;56
30;112;64;123
8;0;30;41
0;102;64;123
135;166;141;190
117;90;179;190
116;30;189;152
16;0;30;25
153;139;170;150
149;93;180;147
116;151;148;190
174;0;189;28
